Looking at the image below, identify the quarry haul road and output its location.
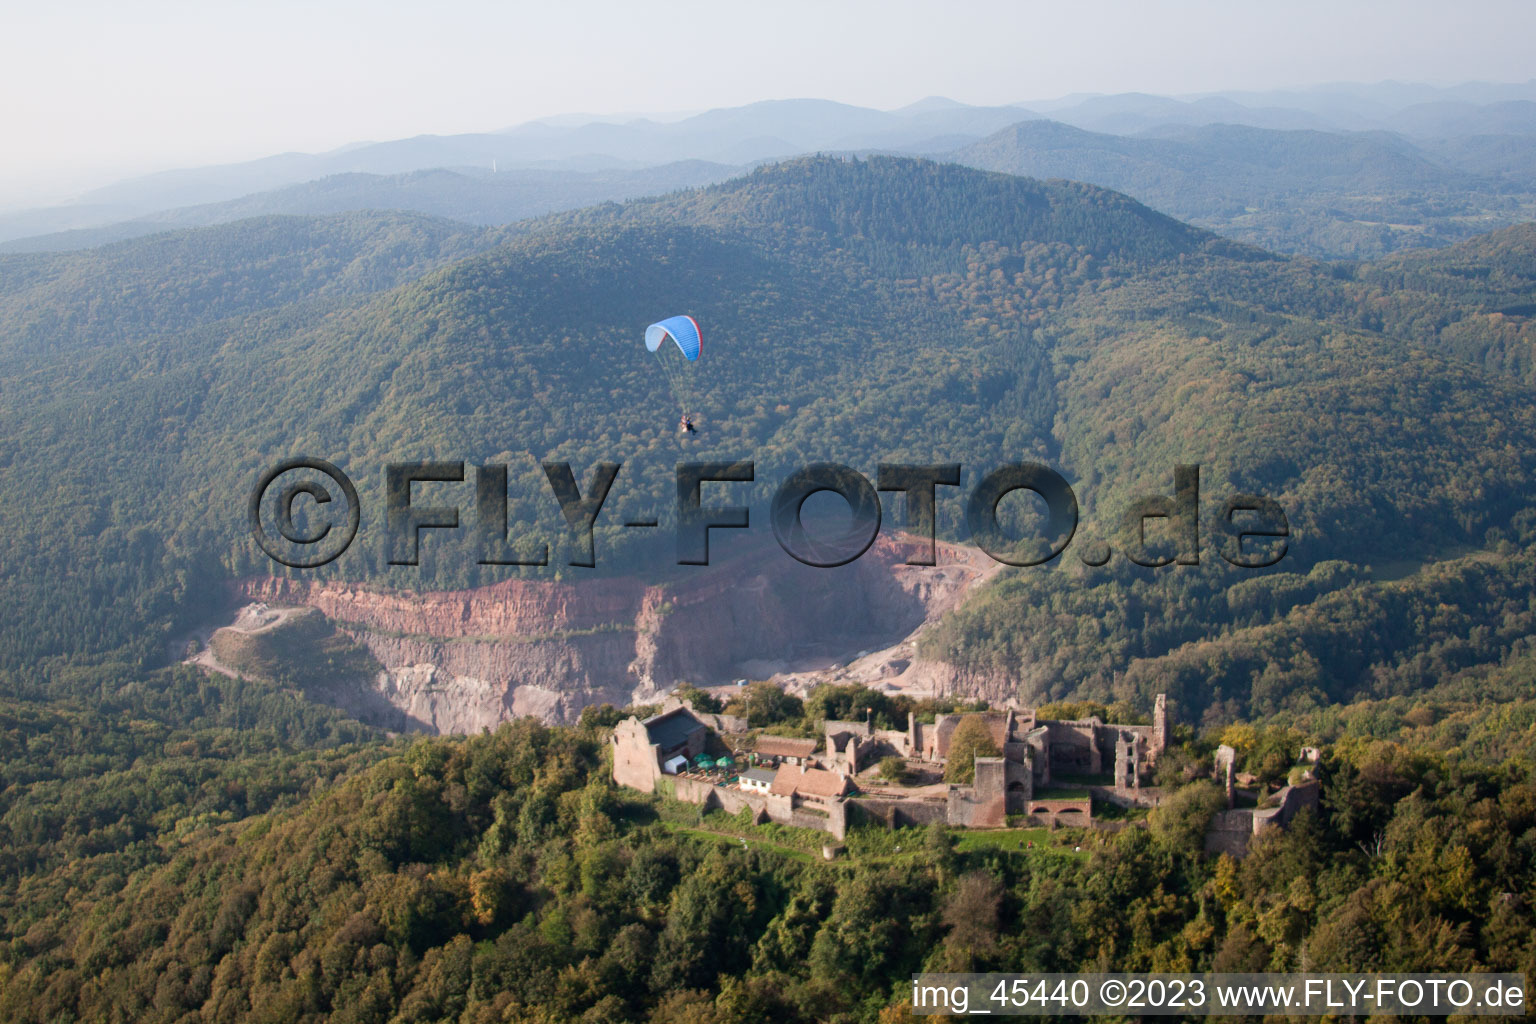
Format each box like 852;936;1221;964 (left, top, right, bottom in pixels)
185;602;308;678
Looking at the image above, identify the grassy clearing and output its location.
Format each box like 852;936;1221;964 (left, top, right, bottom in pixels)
955;828;1090;860
649;796;1094;865
657;819;818;862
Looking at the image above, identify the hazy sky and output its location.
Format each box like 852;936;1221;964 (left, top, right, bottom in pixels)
2;0;1533;206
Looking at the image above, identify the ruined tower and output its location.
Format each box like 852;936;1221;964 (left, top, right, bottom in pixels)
1152;693;1170;758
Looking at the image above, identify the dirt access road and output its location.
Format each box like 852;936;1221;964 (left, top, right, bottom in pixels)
185;602;307;678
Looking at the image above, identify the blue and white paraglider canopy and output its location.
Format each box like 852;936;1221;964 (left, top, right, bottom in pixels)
644;315;702;362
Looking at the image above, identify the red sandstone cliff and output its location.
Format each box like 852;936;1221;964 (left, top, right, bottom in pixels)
237;534;997;730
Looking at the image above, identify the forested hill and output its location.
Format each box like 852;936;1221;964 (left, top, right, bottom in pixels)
1;156;1535;726
4;706;1532;1023
950;119;1536;258
1347;224;1536;380
557;157;1230;262
0;211;491;356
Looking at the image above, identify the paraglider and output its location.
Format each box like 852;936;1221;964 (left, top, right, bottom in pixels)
645;315;702;433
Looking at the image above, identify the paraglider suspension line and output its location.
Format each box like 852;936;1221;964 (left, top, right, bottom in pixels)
652;346;692;417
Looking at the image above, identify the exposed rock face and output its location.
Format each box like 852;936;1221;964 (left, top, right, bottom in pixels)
237;534;995;730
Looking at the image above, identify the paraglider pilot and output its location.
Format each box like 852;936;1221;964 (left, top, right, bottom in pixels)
645;315;703;433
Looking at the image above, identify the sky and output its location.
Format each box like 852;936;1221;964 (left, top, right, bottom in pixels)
1;0;1533;207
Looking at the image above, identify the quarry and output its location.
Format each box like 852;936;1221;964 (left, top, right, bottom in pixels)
197;532;1002;729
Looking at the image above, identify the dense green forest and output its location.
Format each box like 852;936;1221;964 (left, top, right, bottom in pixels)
1;153;1535;1021
0;685;1530;1023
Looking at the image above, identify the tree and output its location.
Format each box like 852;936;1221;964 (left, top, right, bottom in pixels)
650;852;759;991
1249;728;1304;787
673;685;723;714
804;684;897;729
877;756;907;783
578;703;624;731
808;867;936;994
723;682;803;726
1153;743;1202;788
923;822;957;884
1149;781;1224;850
940;872;1003;968
943;716;1001;784
1036;700;1111;722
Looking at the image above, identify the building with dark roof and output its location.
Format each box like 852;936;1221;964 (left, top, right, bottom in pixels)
645;707;706;755
611;706;710;793
739;767;777;793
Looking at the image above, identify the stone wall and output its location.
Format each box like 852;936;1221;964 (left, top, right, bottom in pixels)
1204;809;1257;857
873;727;915;757
611;718;662;792
1204;781;1321;857
1043;720;1102;774
825;800;848;841
1254;781;1320;829
1026;798;1092;826
669;775;848;840
1090;784;1160;809
947;787;1007;828
670;775;717;806
850;797;949;829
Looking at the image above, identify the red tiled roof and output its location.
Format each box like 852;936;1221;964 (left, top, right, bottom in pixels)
771;764;850;799
755;735;818;759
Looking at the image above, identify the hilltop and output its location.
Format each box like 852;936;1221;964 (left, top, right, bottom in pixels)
951;119;1536;257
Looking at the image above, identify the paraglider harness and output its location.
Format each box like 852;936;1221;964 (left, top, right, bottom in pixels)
679;414;696;434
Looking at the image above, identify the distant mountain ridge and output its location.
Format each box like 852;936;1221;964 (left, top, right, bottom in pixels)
0;162;744;254
12;115;1529;261
6;81;1536;258
949;120;1536;257
0;99;1037;243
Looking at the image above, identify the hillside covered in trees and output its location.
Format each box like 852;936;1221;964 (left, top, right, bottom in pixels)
0;681;1531;1023
2;156;1536;727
